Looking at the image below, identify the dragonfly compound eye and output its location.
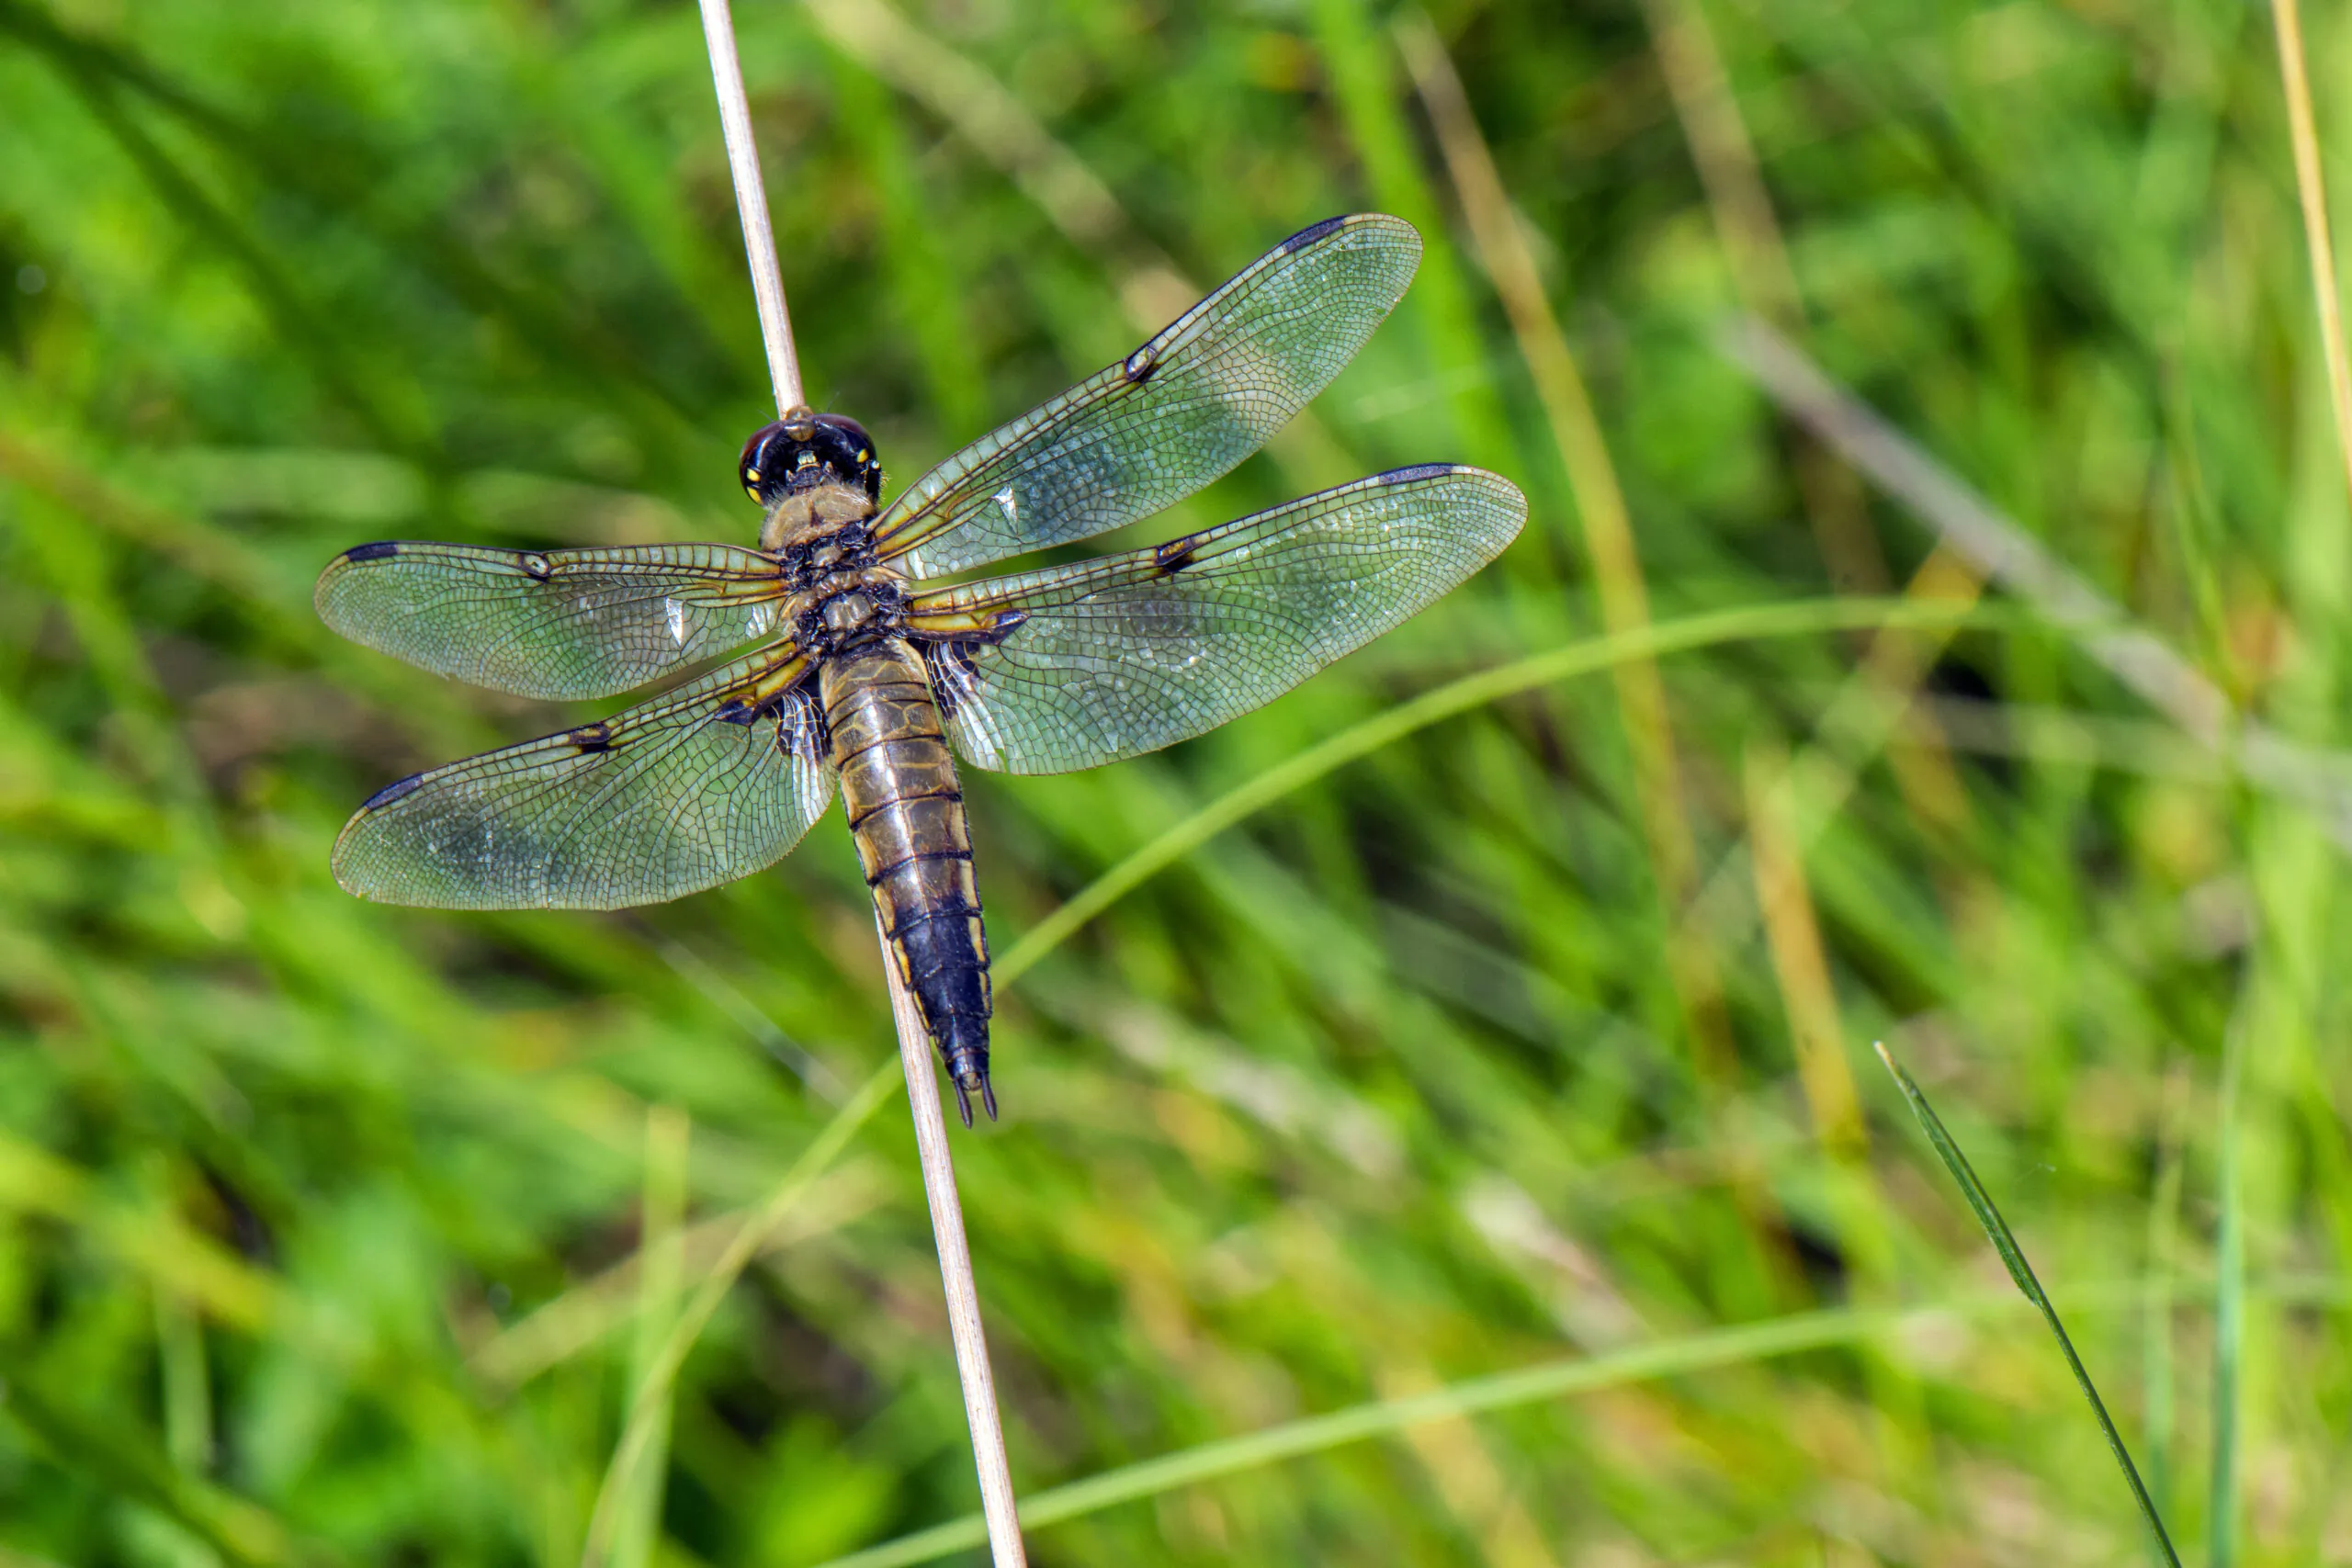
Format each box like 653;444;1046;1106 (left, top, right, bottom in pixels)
739;412;884;506
806;412;882;502
738;422;785;502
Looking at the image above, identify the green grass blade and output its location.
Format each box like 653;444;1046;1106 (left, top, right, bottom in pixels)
997;595;2000;987
580;1065;900;1565
814;1303;1915;1568
0;1365;315;1566
2143;1076;2185;1519
806;1272;2331;1568
1873;1042;2184;1568
2210;1013;2246;1568
603;1106;691;1568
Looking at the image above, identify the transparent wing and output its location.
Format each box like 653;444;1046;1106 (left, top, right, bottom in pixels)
332;650;832;910
316;541;786;700
903;466;1525;774
872;213;1422;577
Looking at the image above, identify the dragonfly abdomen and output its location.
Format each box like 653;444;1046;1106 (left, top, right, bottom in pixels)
820;640;995;1122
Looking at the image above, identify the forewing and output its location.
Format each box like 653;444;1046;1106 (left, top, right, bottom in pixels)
332;651;833;909
904;466;1525;774
873;214;1422;577
316;541;786;700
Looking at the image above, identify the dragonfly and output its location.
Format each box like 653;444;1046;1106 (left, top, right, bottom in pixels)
318;212;1526;1124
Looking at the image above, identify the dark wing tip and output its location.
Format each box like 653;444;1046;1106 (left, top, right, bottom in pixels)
1376;462;1466;486
317;541;402;624
1372;463;1529;554
358;772;424;812
1281;213;1355;252
1278;211;1422;254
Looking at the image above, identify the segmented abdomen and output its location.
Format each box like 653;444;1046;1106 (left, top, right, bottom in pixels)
820;639;994;1118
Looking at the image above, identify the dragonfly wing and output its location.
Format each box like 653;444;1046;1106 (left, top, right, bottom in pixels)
902;466;1525;774
332;649;832;909
316;541;787;699
873;214;1422;577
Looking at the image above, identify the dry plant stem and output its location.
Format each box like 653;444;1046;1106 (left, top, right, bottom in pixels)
580;1065;899;1564
804;0;1353;486
1376;1360;1560;1568
802;0;1193;330
1682;547;1984;952
2270;0;2352;510
1634;0;1911;605
1397;15;1781;1289
1396;17;1725;1064
878;919;1028;1568
1634;0;1984;874
1635;0;1800;326
693;6;1023;1565
1724;317;2352;850
1742;742;1865;1164
1740;743;1915;1431
697;0;803;413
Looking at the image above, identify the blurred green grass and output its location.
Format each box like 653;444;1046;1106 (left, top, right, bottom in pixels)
3;0;2350;1563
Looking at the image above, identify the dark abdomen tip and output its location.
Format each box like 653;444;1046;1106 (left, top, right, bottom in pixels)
936;1012;994;1123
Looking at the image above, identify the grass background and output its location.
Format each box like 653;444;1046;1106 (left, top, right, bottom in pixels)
2;0;2349;1562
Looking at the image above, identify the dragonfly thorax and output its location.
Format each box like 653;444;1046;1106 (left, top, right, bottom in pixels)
760;477;876;555
764;497;906;654
794;569;905;652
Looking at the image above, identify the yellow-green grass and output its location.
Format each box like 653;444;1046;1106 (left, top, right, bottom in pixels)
1;1;2347;1563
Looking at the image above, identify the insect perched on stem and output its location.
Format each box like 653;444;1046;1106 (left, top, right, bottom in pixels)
317;214;1526;1125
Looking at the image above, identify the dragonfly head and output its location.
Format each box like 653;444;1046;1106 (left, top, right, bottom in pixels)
740;410;883;509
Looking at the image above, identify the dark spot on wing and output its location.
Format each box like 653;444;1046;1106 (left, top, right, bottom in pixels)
344;541;400;563
361;772;424;810
569;722;614;753
1281;214;1351;253
1377;463;1458;485
715;697;762;726
1154;537;1201;573
519;551;553;581
1123;345;1158;384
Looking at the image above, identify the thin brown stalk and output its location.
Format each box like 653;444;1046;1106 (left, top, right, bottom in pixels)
1636;0;1894;590
1635;0;1800;327
1743;743;1865;1164
578;1067;899;1566
1685;546;1986;951
1638;0;1980;852
2270;0;2352;510
470;1162;880;1388
590;8;1028;1568
878;923;1027;1567
1723;317;2352;852
803;0;1354;489
698;0;803;412
1744;742;1926;1456
1394;18;1737;1106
